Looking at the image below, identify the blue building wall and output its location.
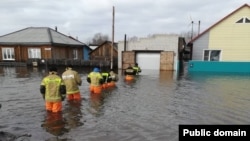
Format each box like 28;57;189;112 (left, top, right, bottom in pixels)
188;61;250;73
83;46;91;60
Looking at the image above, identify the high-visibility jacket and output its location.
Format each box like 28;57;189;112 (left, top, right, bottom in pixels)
109;71;119;82
133;66;141;74
101;72;111;83
87;72;103;86
40;73;65;102
62;68;82;95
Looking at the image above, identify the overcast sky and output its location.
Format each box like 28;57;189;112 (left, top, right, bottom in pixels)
0;0;249;43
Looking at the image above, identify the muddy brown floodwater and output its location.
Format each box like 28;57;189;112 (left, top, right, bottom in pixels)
0;66;250;141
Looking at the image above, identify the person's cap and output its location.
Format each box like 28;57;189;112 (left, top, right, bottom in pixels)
93;67;100;72
49;66;57;72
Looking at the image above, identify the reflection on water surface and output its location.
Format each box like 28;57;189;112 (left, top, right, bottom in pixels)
0;66;249;141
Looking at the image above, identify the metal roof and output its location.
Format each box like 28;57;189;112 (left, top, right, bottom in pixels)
0;27;85;46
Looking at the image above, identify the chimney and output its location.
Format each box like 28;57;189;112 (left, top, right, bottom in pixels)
55;26;57;32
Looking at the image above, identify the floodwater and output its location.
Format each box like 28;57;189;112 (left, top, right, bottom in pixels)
0;65;250;141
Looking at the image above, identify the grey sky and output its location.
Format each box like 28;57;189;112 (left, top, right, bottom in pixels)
0;0;249;43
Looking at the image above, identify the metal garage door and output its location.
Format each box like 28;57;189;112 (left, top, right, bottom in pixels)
136;53;160;70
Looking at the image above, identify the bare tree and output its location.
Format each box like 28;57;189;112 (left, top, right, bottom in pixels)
89;33;109;45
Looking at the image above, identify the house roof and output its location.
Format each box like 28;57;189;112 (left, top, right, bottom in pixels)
0;27;85;46
89;41;118;55
188;3;250;44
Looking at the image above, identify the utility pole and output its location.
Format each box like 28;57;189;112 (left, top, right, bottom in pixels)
111;6;115;69
198;20;201;35
191;21;194;40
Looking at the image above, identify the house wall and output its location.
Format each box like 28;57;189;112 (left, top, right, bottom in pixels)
192;32;210;60
209;6;250;61
122;51;135;69
83;46;91;60
0;45;83;63
41;46;52;59
118;34;180;70
89;42;118;61
160;51;174;70
0;45;44;62
188;61;250;72
52;46;83;60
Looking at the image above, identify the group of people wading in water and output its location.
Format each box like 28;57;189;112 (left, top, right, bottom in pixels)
0;63;142;138
39;63;141;113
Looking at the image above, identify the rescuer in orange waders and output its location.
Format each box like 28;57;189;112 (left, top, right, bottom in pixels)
101;69;111;89
62;65;82;101
108;69;119;87
40;67;66;113
124;64;136;81
87;67;104;94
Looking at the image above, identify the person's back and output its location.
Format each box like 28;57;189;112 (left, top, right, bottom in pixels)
87;67;103;94
40;66;66;113
62;65;82;101
133;63;141;75
108;69;119;87
42;73;63;101
124;64;136;81
101;71;111;89
88;72;103;86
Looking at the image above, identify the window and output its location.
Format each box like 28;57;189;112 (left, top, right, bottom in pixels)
236;18;244;23
236;17;250;23
28;48;41;58
245;18;250;23
203;50;221;61
73;49;78;60
2;48;15;60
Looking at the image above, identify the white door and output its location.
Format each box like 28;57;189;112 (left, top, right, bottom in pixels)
136;53;160;70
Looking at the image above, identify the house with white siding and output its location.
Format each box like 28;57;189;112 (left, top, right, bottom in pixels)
187;3;250;73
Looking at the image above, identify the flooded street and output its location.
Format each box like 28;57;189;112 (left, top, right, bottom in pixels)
0;66;250;141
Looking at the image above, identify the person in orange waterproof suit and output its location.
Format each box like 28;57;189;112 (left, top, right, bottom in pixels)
101;69;111;89
124;64;136;81
40;66;66;113
87;67;104;94
62;65;82;101
107;69;119;87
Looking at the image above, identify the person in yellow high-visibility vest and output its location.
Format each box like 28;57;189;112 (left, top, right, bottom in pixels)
87;67;104;94
133;63;141;75
101;69;111;89
40;66;66;113
108;69;119;87
62;65;82;101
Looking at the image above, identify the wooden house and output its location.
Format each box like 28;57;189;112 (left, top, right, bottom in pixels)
187;3;250;73
0;27;85;66
89;41;118;67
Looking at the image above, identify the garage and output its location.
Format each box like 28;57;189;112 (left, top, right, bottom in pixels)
136;52;160;70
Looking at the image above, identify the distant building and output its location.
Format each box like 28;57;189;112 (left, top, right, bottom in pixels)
118;34;186;71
